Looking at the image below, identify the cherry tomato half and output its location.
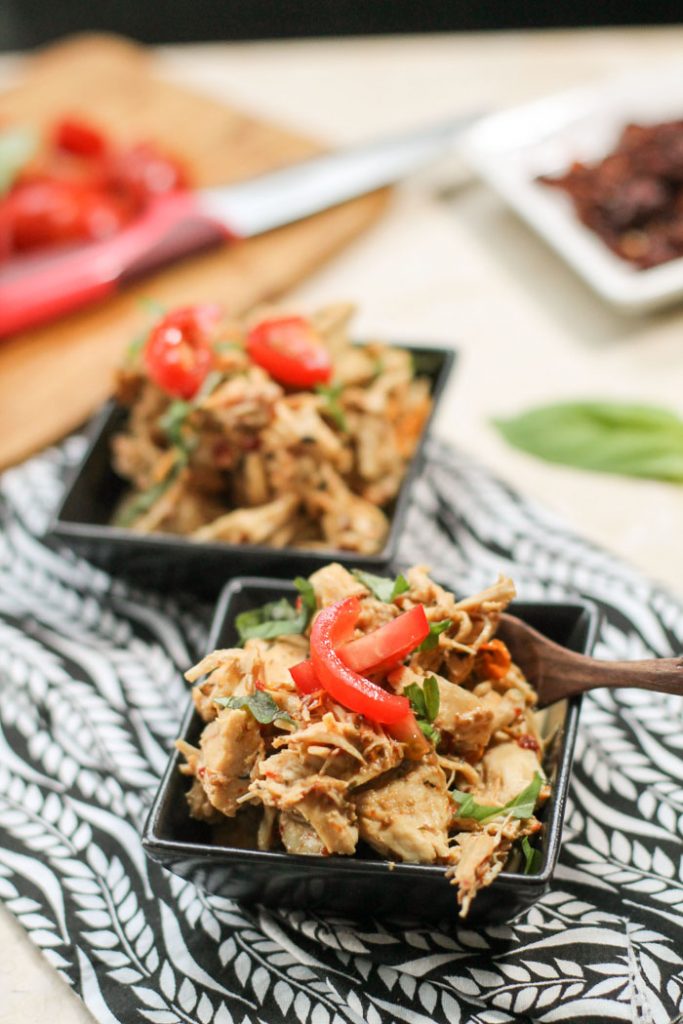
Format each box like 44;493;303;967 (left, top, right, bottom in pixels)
144;304;221;399
54;117;108;158
246;315;332;388
105;142;187;207
6;178;129;251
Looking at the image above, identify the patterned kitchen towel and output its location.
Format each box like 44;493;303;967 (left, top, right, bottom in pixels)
0;435;682;1024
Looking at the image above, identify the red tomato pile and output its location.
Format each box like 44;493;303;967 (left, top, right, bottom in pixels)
0;116;187;258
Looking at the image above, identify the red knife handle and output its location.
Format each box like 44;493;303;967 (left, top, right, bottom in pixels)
0;192;231;338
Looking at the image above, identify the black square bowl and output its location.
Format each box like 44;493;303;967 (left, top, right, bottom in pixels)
142;576;600;925
48;344;454;596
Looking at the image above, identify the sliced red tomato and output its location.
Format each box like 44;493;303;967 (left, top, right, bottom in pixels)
105;142;187;207
144;304;221;399
289;605;428;696
246;315;332;389
309;597;410;725
54;117;108;158
6;178;129;250
341;605;429;673
289;660;320;694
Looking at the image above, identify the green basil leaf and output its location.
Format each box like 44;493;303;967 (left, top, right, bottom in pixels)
418;619;451;652
235;579;316;644
113;456;185;528
315;383;348;431
352;569;409;603
159;400;193;448
294;577;317;622
137;296;167;317
520;835;543;875
494;401;683;483
452;772;544;824
422;675;440;722
417;720;441;747
404;682;427;720
215;692;294;726
235;598;302;643
0;126;38;194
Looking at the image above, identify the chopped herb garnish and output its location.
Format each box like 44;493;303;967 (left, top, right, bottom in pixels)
125;333;147;364
520;835;543;875
194;369;224;401
159;399;193;448
214;692;293;726
137;296;167;317
404;675;441;747
315;383;347;431
214;340;243;352
451;772;544;825
235;577;316;644
114;466;179;527
418;619;452;652
351;569;409;603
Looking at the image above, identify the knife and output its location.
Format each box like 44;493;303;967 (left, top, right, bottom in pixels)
0;114;475;337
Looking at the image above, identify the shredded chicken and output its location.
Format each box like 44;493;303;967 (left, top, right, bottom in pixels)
112;303;431;552
176;564;547;916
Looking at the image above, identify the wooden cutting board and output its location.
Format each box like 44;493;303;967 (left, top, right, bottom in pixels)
0;35;388;469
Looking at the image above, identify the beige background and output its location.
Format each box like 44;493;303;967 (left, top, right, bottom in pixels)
1;26;683;1023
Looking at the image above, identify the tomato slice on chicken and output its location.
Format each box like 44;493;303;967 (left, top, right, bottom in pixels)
340;604;429;673
289;659;320;694
246;315;332;388
309;597;411;724
144;304;220;399
290;604;429;696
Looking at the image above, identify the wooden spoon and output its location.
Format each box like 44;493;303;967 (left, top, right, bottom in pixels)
499;613;683;708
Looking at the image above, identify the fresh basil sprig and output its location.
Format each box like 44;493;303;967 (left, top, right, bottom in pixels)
315;383;347;431
351;569;409;603
404;676;441;746
113;454;186;528
520;835;543;874
214;692;293;726
494;401;683;483
418;619;451;652
235;577;316;644
451;772;544;824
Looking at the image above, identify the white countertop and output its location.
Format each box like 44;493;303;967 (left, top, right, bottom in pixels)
2;26;683;1024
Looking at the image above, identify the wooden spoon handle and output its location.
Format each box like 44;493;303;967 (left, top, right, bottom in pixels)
549;656;683;701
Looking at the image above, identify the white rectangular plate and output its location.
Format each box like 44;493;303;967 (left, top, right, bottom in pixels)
462;65;683;313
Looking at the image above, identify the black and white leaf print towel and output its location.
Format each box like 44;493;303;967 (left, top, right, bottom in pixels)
1;435;682;1024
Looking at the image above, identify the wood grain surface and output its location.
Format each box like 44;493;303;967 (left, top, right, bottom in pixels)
0;35;388;468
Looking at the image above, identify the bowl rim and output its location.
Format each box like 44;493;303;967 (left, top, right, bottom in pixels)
142;575;601;889
48;341;456;569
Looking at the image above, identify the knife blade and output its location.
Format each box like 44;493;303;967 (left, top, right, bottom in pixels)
0;113;476;337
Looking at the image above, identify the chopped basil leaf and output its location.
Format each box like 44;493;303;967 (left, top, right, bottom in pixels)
214;340;243;352
520;835;543;875
418;619;451;652
452;772;544;824
214;692;293;726
418;720;441;746
315;383;347;431
0;126;38;194
137;296;166;317
351;569;409;603
235;579;316;644
159;399;193;448
125;333;147;364
114;472;176;528
194;369;224;401
294;576;317;621
423;674;440;721
405;676;441;747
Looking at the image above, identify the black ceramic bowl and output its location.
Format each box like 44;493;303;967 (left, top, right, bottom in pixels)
142;576;599;925
49;344;454;596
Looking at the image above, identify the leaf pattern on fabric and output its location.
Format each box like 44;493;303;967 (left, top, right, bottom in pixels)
0;436;682;1024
